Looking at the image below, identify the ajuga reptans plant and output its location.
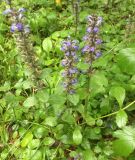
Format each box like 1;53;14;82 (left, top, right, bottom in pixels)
3;7;42;88
82;15;102;73
61;36;79;94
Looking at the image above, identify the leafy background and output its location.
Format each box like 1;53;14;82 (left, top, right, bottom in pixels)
0;0;135;159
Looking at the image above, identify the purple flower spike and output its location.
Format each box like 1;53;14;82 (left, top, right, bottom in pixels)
93;27;99;33
16;23;23;31
61;37;79;94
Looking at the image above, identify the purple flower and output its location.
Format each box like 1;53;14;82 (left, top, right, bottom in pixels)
3;8;12;15
10;23;17;32
87;27;92;33
16;23;23;31
90;47;95;52
71;79;77;84
61;59;69;66
95;51;102;58
82;45;90;53
71;52;76;56
93;27;99;33
69;68;78;74
69;89;75;94
18;8;26;12
61;71;68;77
73;45;79;50
96;39;102;45
63;82;68;88
97;16;103;26
65;52;70;56
83;35;88;41
61;46;67;51
65;41;71;47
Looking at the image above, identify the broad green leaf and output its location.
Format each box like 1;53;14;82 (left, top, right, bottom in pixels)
28;139;40;149
43;137;55;146
0;82;10;92
116;110;128;128
113;126;135;157
73;127;82;145
68;94;79;106
109;86;125;107
49;94;66;106
90;72;108;96
84;115;95;126
21;132;33;148
42;37;52;52
34;127;48;139
62;109;75;125
32;150;42;160
113;139;134;157
44;116;57;127
117;48;135;74
23;96;36;107
36;89;49;103
77;62;89;70
83;150;97;160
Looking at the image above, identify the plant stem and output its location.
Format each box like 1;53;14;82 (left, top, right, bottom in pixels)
96;100;135;120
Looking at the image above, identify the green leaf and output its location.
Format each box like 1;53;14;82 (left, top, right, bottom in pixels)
68;94;79;106
90;72;108;96
113;139;134;157
36;89;49;103
84;115;95;126
42;37;52;53
43;137;55;146
49;94;66;106
23;96;36;107
44;116;57;127
77;62;89;70
117;48;135;74
113;126;135;157
73;127;82;145
109;86;125;107
28;139;40;149
116;110;128;128
83;150;96;160
0;82;10;92
21;132;33;148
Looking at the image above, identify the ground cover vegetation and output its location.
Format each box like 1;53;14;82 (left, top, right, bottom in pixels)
0;0;135;159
